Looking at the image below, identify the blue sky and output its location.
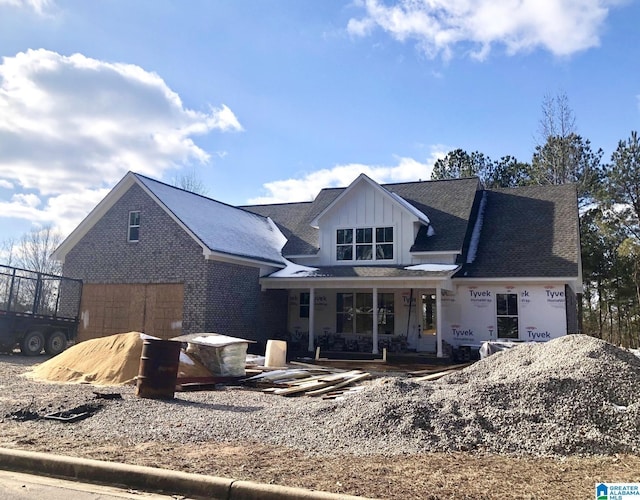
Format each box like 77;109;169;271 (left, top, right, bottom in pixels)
0;0;639;246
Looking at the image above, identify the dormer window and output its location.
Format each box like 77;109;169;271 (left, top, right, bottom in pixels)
128;211;140;242
336;227;393;261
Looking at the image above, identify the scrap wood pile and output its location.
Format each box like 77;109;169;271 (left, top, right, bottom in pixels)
244;363;370;398
407;362;474;381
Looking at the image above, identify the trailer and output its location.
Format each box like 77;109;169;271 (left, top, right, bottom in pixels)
0;264;83;356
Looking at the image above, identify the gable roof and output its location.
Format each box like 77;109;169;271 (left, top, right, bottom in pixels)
243;176;481;256
457;184;580;279
309;173;430;227
53;172;287;267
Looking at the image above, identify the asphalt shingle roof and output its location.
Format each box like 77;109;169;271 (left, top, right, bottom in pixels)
458;184;580;278
243;177;481;256
135;174;287;266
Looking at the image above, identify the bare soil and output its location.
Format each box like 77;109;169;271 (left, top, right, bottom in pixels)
4;435;639;499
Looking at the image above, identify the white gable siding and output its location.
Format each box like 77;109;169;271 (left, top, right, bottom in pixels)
312;181;421;265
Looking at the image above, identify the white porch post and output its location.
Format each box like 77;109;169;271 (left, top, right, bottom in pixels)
372;287;379;354
436;285;443;358
307;287;315;352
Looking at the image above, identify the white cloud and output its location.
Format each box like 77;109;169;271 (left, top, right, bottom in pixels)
11;193;41;208
248;149;445;204
0;49;242;237
0;0;52;14
348;0;623;60
0;180;14;189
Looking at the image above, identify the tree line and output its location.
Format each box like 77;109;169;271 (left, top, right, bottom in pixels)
432;93;640;348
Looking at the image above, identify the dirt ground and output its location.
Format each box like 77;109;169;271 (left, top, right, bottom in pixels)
2;353;639;499
4;436;640;499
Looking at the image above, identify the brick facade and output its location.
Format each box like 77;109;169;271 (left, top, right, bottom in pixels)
62;183;284;343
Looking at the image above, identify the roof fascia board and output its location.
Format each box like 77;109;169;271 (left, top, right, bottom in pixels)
411;250;461;256
205;251;286;269
260;275;454;291
454;277;580;284
52;172;138;262
309;173;429;228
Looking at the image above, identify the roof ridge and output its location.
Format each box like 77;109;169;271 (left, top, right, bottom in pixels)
133;172;271;221
240;200;314;208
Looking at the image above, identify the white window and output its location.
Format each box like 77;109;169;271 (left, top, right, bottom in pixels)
336;227;393;261
128;211;140;242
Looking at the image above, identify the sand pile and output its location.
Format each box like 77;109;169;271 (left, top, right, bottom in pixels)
333;334;640;456
26;332;211;386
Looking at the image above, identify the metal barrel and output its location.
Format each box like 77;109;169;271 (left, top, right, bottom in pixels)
135;339;181;399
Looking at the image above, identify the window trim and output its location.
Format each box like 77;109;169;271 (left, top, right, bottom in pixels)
299;292;310;319
128;211;141;243
496;293;518;339
335;226;394;262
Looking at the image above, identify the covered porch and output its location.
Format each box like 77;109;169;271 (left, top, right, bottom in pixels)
260;264;459;358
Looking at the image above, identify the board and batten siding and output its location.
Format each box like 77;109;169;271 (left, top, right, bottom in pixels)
314;181;420;265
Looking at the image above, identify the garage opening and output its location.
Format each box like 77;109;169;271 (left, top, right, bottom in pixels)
78;283;183;342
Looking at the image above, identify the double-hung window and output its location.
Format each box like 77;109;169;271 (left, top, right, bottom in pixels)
128;211;140;242
496;293;518;339
336;229;353;261
299;292;310;319
336;227;393;261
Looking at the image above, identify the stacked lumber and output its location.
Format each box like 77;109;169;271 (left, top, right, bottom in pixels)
408;362;473;382
243;364;370;398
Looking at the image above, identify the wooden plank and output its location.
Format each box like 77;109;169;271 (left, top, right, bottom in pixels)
305;372;371;396
317;370;363;382
272;380;332;396
412;368;460;382
289;360;348;372
408;362;473;377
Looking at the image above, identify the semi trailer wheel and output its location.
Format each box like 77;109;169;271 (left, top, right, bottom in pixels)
20;331;45;356
45;331;67;356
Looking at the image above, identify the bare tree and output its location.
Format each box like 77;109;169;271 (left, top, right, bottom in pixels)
537;91;576;142
171;168;210;196
0;237;16;266
15;226;63;275
531;92;603;205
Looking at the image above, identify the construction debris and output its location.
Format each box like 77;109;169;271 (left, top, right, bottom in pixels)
244;365;371;398
25;332;212;386
173;333;253;377
408;362;474;381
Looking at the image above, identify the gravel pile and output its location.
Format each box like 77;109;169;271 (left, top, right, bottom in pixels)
1;334;639;458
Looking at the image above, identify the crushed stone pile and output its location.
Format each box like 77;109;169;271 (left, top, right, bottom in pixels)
326;334;640;457
26;332;211;386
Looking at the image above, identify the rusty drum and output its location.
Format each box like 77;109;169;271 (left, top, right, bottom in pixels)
136;338;181;399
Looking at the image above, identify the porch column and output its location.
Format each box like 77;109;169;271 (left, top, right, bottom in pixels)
307;287;315;352
436;285;443;358
372;287;379;354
